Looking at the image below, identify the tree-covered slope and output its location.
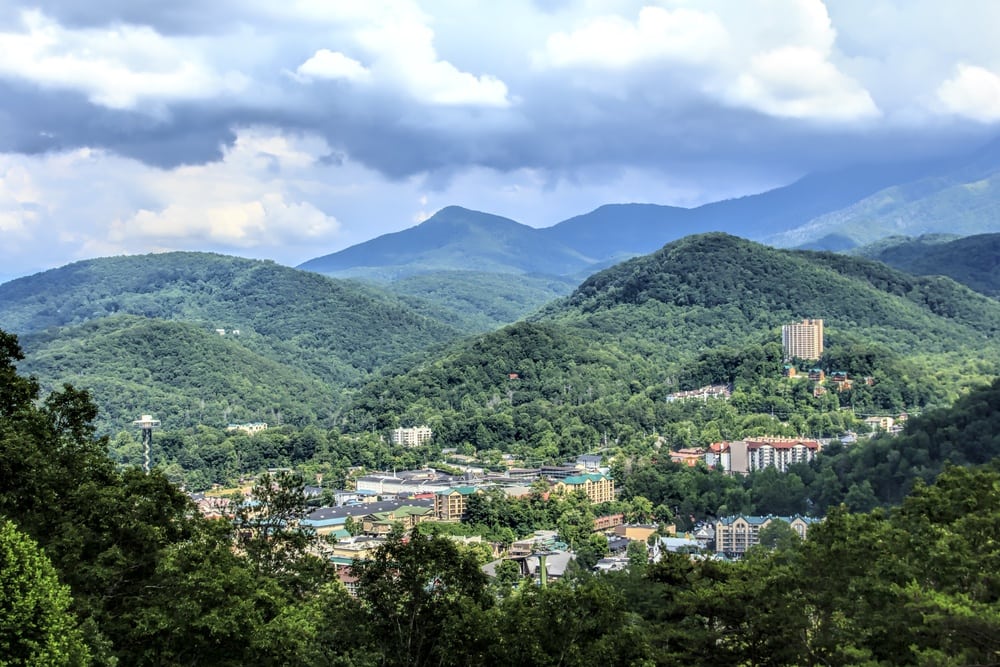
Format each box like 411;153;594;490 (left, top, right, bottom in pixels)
853;233;1000;298
17;316;340;432
550;233;1000;357
374;271;577;333
342;234;1000;457
0;251;465;386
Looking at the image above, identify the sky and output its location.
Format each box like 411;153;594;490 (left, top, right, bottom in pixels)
1;0;1000;282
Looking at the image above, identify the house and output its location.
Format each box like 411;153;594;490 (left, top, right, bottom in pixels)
552;473;614;504
715;515;819;557
808;368;826;382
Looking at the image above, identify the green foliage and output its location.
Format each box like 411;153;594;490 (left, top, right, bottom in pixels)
350;530;493;667
21;316;339;433
0;519;89;666
855;232;1000;298
229;471;331;592
0;252;465;432
375;271;576;333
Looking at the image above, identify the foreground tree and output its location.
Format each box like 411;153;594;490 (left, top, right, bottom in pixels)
0;519;89;666
351;530;494;667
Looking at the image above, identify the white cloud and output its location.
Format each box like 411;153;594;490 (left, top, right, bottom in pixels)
0;162;40;235
295;49;371;82
732;46;880;120
537;0;878;122
541;6;729;68
936;64;1000;122
292;14;511;107
0;10;247;109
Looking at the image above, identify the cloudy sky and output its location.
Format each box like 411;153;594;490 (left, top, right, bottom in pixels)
1;0;999;281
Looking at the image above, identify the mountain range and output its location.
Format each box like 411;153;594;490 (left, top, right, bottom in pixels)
299;138;1000;281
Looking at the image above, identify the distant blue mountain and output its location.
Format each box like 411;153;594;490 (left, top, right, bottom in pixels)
298;206;589;278
299;139;1000;278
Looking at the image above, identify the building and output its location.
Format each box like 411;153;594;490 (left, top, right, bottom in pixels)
715;515;818;556
593;513;625;532
782;318;824;361
670;448;706;467
666;384;732;402
361;505;434;535
614;524;659;542
433;486;480;521
744;438;821;472
226;422;268;436
389;426;433;447
711;438;821;474
553;473;615;504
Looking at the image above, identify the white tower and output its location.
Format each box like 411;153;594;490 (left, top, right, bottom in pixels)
132;414;161;473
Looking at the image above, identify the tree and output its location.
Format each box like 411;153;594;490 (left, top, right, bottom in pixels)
351;530;493;667
626;540;648;571
0;519;89;666
229;471;330;592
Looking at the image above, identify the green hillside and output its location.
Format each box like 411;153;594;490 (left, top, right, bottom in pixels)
299;206;591;277
374;271;577;332
853;233;1000;298
19;316;339;432
555;233;1000;353
0;252;464;386
342;234;1000;457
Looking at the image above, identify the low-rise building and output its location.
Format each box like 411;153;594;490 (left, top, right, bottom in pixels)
670;448;706;467
361;505;434;535
434;486;480;521
389;426;433;447
553;472;615;504
715;515;818;557
593;513;625;532
226;422;268;436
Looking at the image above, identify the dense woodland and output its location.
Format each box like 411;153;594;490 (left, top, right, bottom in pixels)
2;329;1000;666
854;232;1000;298
2;235;998;438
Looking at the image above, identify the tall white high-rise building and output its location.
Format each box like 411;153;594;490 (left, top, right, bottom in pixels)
782;318;824;361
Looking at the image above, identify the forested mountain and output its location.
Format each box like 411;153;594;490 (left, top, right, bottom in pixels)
342;234;1000;457
373;271;577;333
298;206;590;278
550;233;1000;358
852;233;1000;297
0;252;466;432
20;316;339;430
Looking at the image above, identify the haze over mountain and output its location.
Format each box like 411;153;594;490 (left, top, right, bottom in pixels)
298;140;1000;280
